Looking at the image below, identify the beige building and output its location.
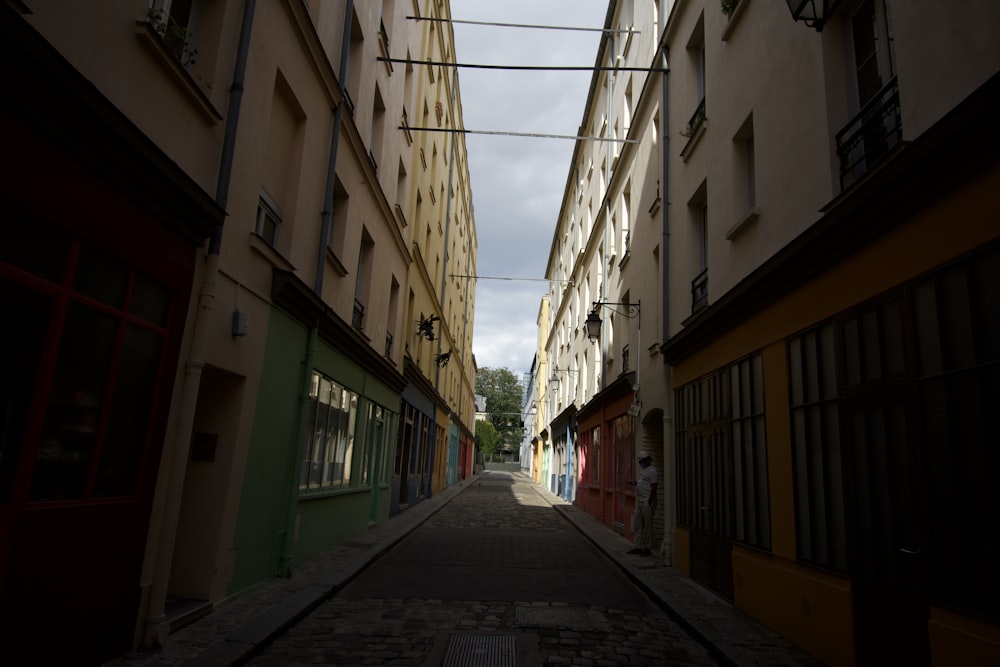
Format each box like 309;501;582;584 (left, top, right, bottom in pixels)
401;0;478;498
543;0;999;665
1;1;475;664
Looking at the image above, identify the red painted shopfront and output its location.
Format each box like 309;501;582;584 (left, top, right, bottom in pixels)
575;374;639;539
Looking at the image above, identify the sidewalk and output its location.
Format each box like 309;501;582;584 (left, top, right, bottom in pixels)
108;471;822;667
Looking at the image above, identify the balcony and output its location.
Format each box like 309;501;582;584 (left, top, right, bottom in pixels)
836;77;902;188
352;299;365;330
691;268;708;313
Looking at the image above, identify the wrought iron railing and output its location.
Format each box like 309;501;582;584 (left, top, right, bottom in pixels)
836;77;901;188
691;268;708;312
684;97;706;136
352;299;365;329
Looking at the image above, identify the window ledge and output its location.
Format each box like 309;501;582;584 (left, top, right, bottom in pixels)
325;245;349;277
725;206;761;240
249;233;296;271
135;21;222;125
722;0;751;42
680;120;707;162
618;248;631;271
648;195;662;217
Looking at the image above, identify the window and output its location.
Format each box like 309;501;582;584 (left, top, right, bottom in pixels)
913;246;1000;619
300;372;359;491
690;184;709;312
789;324;847;571
354;229;374;330
676;353;769;551
731;354;770;549
3;234;173;502
583;426;601;485
147;0;201;68
837;0;901;187
370;86;385;171
255;192;281;247
735;115;756;210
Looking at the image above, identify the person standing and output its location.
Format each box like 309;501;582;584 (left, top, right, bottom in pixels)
627;452;658;556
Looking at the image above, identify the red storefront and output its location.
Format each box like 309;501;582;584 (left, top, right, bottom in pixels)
575;373;639;538
0;14;222;664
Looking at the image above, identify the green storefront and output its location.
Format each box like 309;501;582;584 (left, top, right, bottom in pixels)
229;271;403;596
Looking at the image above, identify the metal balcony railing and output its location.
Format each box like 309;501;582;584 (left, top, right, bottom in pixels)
836;77;902;188
684;97;706;137
352;299;365;330
691;268;708;312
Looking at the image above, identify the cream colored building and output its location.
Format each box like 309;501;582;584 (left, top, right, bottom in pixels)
401;0;478;497
542;0;670;547
544;0;999;664
2;1;475;663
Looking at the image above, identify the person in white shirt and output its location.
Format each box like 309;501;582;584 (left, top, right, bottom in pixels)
627;452;658;556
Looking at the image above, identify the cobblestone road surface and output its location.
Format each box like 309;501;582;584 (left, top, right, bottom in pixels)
247;473;719;666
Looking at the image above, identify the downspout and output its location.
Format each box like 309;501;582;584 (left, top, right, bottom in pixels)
435;65;459;392
143;0;256;646
277;0;353;579
660;44;675;565
315;0;354;294
458;230;473;477
660;46;670;351
278;325;316;575
600;34;614;391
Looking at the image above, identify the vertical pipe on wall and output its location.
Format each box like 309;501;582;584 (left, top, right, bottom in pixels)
660;43;675;565
278;325;317;575
143;0;257;646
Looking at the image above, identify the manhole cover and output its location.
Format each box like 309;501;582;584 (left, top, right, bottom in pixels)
442;633;517;667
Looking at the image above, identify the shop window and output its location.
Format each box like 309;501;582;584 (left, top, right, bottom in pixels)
913;247;1000;620
300;372;358;491
1;237;173;502
676;353;769;550
789;324;847;571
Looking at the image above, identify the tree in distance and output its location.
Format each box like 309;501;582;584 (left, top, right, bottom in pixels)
475;366;525;452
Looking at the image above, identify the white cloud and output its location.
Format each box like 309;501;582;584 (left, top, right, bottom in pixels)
451;0;608;374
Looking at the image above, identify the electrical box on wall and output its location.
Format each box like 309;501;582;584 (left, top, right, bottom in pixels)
232;309;249;337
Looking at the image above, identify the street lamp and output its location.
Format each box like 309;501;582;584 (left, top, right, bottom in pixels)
785;0;840;32
585;301;641;342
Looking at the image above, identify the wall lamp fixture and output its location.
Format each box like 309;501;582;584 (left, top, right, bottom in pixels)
585;301;640;342
549;366;579;391
785;0;841;32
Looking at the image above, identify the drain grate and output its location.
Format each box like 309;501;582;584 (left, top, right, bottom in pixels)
442;633;517;667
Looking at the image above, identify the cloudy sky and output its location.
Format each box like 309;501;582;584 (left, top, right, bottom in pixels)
448;1;610;378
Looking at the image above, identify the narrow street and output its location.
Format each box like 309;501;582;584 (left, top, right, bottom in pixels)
247;472;718;666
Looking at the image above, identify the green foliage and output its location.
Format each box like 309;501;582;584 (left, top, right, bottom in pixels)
475;419;500;457
721;0;740;17
475;367;525;448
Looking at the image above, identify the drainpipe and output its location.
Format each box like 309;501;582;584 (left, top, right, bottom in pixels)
660;46;670;350
278;0;352;572
315;0;354;294
143;0;256;647
435;65;459;392
660;44;675;565
279;324;316;575
600;33;615;391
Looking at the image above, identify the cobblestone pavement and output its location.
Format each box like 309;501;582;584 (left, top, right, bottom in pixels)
247;473;719;666
105;471;823;667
